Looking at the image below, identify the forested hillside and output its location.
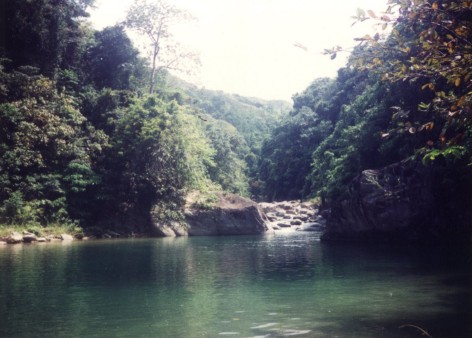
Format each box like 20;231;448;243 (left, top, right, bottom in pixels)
1;0;471;239
257;0;472;240
259;1;472;201
0;0;288;235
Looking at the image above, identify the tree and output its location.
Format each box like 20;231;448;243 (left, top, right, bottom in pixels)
125;0;199;93
335;0;472;162
85;25;142;90
2;0;95;77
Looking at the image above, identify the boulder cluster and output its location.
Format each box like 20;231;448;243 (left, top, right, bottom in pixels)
0;231;75;245
258;201;326;232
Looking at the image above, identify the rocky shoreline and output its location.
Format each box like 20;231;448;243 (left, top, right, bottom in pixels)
0;197;326;246
0;231;77;245
259;200;326;233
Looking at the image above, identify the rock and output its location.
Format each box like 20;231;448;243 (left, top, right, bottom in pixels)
294;215;309;222
290;220;302;226
153;221;188;237
60;234;74;241
6;232;23;244
22;233;37;243
48;236;62;242
106;230;121;238
183;192;269;236
283;215;292;219
0;241;7;245
297;222;324;232
37;237;47;242
322;159;471;243
277;223;292;228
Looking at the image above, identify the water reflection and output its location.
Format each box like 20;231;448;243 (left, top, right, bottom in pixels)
0;234;470;338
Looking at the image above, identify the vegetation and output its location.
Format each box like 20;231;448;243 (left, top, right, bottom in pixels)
258;0;471;204
0;0;287;235
0;0;470;236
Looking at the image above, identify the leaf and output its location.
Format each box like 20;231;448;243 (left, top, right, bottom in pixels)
356;8;366;18
330;52;337;60
367;10;377;18
455;78;461;87
432;3;438;10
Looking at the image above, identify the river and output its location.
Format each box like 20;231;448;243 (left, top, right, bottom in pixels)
0;232;470;337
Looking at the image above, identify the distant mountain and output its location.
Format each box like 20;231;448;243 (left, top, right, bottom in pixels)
165;76;291;154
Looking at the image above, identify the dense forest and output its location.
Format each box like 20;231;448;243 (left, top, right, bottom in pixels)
0;0;471;237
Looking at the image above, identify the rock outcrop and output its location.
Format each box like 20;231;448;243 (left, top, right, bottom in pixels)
185;192;270;236
322;159;472;243
151;192;271;237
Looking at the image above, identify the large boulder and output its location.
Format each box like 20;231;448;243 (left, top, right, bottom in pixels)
322;159;472;243
153;221;188;237
184;192;270;236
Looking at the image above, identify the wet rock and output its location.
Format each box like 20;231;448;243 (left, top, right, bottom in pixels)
153;221;188;237
60;234;74;241
6;232;23;244
290;220;302;226
22;233;37;243
277;223;292;228
322;159;472;243
37;237;47;242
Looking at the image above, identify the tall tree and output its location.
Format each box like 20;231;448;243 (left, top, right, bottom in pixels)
125;0;199;93
1;0;94;77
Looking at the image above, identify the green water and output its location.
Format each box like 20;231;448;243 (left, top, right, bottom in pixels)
0;232;470;338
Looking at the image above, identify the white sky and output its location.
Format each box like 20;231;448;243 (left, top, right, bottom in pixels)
89;0;388;101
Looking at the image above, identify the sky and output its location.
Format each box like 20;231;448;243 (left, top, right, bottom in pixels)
89;0;389;101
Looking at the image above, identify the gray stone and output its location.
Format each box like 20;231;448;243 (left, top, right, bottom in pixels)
60;234;74;241
153;221;188;237
158;192;271;237
22;233;37;243
6;232;23;244
290;220;302;226
322;160;443;242
277;223;292;228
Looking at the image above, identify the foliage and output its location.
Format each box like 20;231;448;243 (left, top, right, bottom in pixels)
0;0;284;234
0;65;107;225
2;0;94;76
341;0;472;160
84;25;145;90
125;0;199;93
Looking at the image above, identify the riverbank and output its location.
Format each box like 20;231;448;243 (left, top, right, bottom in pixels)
0;198;326;245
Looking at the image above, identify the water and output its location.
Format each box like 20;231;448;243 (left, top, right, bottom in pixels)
0;232;470;338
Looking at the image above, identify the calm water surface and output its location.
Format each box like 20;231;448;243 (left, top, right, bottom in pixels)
0;232;470;338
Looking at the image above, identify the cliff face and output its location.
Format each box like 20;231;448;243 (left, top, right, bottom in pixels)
322;160;472;243
152;192;270;237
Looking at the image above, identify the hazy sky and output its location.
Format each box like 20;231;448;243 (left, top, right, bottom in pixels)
89;0;388;101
